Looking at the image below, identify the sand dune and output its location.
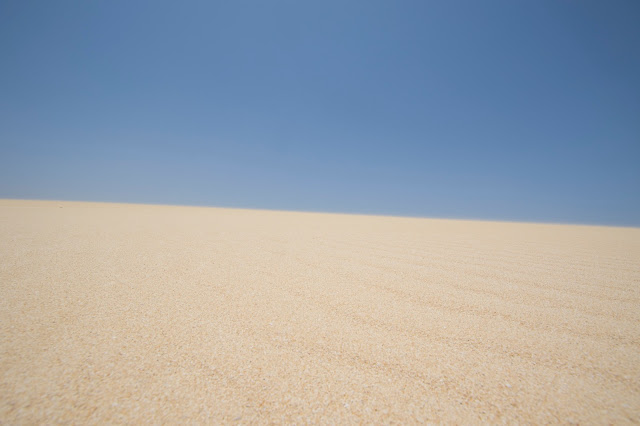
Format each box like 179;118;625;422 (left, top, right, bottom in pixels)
1;199;639;423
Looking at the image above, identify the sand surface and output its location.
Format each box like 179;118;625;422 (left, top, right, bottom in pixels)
1;199;639;423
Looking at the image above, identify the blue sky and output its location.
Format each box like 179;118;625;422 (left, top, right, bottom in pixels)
1;1;639;225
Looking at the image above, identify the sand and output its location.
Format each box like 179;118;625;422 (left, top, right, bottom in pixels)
1;199;639;424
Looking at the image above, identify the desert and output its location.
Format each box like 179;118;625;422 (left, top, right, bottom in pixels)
1;199;639;423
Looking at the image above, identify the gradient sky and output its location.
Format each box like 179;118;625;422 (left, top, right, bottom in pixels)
1;1;639;225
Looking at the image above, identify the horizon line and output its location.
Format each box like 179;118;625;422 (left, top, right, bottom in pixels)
2;197;638;230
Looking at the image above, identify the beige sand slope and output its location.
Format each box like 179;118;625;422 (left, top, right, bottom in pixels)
1;199;639;423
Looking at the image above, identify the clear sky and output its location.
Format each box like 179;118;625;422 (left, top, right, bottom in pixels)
1;1;639;226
